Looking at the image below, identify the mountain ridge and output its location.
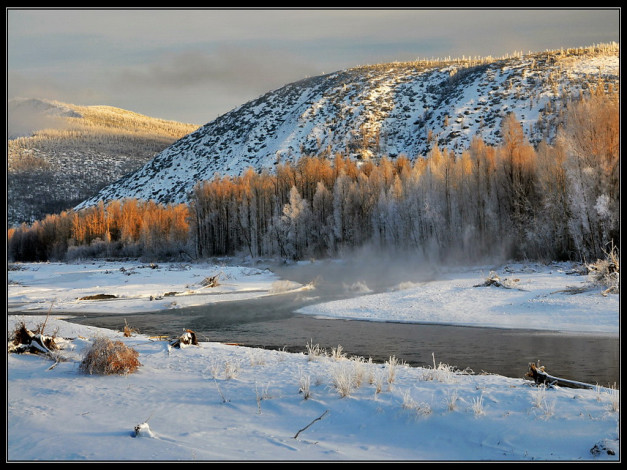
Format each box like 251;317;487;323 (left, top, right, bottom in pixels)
76;43;618;210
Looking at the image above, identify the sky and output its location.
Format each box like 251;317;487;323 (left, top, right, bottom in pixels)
6;8;620;125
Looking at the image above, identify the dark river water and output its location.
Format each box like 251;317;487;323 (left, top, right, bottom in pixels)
62;258;619;387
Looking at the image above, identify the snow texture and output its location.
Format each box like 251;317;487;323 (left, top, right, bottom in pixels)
7;260;619;461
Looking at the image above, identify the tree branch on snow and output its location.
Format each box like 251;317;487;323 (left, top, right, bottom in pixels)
293;409;329;439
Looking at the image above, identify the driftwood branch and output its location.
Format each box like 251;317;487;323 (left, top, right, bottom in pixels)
200;274;221;288
293;410;329;439
525;363;596;390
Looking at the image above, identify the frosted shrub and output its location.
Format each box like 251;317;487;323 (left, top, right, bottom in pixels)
331;362;355;398
401;389;415;409
605;384;619;413
372;369;385;396
79;336;141;375
247;349;266;366
255;382;272;413
207;359;221;379
444;388;460;411
298;370;312;399
385;355;400;384
531;384;548;408
422;353;463;383
306;340;326;361
471;393;485;416
350;356;367;387
224;359;241;379
401;389;432;418
531;384;555;419
540;397;556;418
366;358;376;384
587;243;619;295
331;344;346;361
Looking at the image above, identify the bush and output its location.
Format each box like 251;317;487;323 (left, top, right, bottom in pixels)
79;337;141;375
587;243;620;295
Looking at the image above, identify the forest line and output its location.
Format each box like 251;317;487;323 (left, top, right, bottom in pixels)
8;89;618;265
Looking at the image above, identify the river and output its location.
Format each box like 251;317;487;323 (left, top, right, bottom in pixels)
65;258;619;387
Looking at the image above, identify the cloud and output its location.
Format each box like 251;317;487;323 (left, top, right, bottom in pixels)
7;97;79;138
113;46;319;95
7;8;620;124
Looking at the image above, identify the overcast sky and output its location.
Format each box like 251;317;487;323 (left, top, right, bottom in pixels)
7;8;620;125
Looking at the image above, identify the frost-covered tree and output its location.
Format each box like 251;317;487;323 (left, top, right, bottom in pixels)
559;89;619;260
311;181;335;256
280;186;312;259
495;113;539;258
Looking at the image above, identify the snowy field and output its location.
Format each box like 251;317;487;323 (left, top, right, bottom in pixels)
7;260;620;461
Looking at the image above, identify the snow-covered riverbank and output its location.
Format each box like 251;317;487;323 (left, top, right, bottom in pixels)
297;262;619;335
8;260;619;335
7;260;307;314
7;260;620;461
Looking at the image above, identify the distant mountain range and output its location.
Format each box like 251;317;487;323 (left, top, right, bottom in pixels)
7;99;199;225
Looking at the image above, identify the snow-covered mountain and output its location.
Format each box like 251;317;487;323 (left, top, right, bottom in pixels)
78;44;619;209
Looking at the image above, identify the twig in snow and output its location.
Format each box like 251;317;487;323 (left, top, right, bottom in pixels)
39;301;54;336
293;410;329;439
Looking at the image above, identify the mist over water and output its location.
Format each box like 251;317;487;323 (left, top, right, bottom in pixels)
272;245;460;295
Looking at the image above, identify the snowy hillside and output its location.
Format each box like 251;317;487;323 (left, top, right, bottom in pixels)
77;44;619;208
7;98;199;226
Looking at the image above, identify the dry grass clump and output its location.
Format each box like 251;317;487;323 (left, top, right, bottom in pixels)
79;337;141;375
306;339;326;361
587;243;619;295
123;319;138;337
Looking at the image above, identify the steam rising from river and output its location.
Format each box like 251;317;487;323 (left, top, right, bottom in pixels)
270;245;473;300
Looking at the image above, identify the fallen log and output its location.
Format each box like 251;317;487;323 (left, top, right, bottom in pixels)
525;362;596;390
473;271;525;290
79;293;117;301
474;275;509;288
